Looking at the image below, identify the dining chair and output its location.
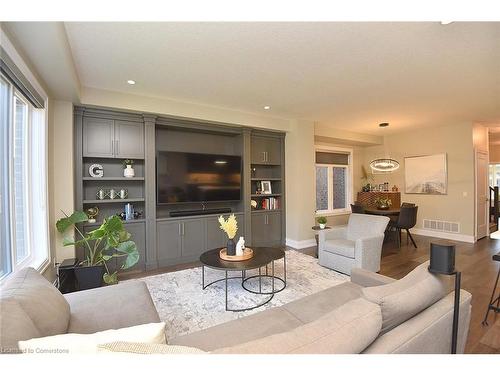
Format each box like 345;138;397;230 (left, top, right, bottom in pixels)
390;205;418;248
350;202;365;214
401;202;416;208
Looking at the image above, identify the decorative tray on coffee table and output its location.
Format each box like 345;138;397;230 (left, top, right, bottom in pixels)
219;248;254;261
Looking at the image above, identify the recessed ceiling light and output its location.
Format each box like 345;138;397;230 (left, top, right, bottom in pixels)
127;80;136;85
440;21;453;25
264;105;271;110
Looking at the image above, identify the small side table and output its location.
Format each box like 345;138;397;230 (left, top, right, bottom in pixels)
311;225;332;258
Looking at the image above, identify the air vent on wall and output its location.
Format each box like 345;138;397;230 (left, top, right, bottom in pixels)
423;219;460;234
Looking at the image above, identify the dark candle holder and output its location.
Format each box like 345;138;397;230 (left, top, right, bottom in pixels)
428;242;461;354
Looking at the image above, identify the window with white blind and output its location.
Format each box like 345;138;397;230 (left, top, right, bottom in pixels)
315;147;353;215
0;72;48;280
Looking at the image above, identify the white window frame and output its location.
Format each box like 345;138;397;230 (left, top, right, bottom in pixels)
1;73;49;280
315;146;354;216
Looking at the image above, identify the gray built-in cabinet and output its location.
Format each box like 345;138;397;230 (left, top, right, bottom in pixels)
251;212;282;247
83;117;144;159
250;135;282;165
75;107;285;273
156;213;245;267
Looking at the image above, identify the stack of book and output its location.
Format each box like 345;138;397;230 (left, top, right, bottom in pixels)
260;197;279;210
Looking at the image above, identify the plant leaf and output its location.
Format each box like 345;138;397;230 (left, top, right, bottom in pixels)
104;215;124;233
116;240;139;269
62;236;89;247
102;255;113;261
88;228;106;240
118;229;131;242
56;211;88;233
103;272;118;285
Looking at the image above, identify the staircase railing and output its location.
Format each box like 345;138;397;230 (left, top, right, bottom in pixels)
489;186;499;225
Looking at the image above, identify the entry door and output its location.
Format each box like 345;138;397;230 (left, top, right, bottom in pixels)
476;150;489;240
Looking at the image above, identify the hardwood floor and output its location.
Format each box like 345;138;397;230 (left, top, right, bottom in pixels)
123;232;500;354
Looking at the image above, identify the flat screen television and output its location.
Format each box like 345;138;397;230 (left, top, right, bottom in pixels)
156;151;242;204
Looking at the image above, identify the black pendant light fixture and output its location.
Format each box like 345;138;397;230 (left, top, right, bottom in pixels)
369;123;400;173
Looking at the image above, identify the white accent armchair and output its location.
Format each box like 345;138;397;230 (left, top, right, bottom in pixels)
318;213;389;275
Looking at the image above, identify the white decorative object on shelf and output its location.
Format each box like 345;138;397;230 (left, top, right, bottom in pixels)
236;237;245;256
119;189;128;199
124;164;135;178
123;159;135;178
319;223;326;229
89;164;104;178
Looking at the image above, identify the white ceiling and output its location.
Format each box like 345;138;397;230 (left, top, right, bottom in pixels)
10;22;500;134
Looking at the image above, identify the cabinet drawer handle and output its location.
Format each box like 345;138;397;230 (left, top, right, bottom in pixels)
111;139;114;154
116;140;119;155
182;223;185;236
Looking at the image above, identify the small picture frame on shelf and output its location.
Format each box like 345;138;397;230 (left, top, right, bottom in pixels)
261;180;272;194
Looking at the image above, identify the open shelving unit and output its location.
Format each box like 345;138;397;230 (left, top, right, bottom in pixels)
250;164;283;212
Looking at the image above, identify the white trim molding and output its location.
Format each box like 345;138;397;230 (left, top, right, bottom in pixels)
286;238;317;249
411;228;475;244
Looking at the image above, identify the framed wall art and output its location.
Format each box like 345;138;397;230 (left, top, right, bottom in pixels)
404;153;447;194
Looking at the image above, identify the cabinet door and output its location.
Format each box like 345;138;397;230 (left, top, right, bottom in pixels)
266;212;282;245
115;120;144;159
157;221;182;264
264;138;281;165
251;136;268;164
251;213;268;247
117;222;146;273
205;216;225;250
181;219;205;257
251;136;281;165
82;118;115;158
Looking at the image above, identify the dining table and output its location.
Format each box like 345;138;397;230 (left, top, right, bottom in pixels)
364;207;400;216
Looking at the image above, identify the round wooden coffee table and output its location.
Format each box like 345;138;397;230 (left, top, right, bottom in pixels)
200;247;286;312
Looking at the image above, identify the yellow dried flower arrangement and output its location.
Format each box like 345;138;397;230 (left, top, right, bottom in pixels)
218;214;238;239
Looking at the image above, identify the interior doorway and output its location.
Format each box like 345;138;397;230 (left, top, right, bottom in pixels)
475;150;489;240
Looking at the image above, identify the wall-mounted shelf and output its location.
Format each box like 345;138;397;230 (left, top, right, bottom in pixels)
250;177;281;181
83;218;146;227
251;209;281;214
83;177;145;181
251;194;281;198
83;198;145;204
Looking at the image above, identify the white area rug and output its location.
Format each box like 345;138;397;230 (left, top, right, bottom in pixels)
131;250;348;340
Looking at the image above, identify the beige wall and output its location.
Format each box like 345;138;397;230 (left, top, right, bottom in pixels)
80;87;291;132
48;100;75;262
363;123;475;237
490;144;500;163
285;120;316;245
473;123;489;153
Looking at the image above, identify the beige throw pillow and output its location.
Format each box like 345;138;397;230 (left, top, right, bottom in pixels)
362;261;450;333
18;322;166;354
98;341;205;354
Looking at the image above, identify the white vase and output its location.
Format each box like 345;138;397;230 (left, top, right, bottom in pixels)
236;236;245;256
124;165;135;178
319;223;326;229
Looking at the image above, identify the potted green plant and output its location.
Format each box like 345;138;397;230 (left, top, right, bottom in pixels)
122;159;135;178
56;211;139;290
317;216;328;229
374;197;392;210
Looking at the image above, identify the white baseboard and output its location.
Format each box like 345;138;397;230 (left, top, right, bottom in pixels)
411;228;475;243
286;238;317;249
